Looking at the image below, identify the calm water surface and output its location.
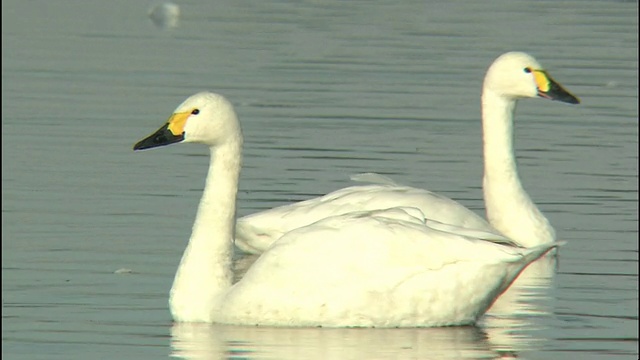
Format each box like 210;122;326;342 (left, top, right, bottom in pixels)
2;0;637;359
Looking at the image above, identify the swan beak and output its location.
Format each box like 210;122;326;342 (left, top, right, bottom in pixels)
534;70;580;104
133;111;190;150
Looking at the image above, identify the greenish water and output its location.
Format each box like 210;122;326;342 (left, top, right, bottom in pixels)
2;0;637;359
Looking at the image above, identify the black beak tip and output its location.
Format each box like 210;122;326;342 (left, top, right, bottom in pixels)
133;136;159;151
559;93;580;105
133;141;146;151
132;126;184;151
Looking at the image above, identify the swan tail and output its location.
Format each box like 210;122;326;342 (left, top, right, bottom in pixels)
520;241;566;265
498;240;566;295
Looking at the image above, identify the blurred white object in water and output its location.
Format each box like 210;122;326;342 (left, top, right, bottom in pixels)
114;268;133;274
148;1;180;29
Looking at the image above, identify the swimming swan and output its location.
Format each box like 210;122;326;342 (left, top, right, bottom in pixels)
234;52;580;253
133;91;562;327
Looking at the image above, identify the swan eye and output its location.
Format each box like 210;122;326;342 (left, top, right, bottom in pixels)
191;109;200;115
523;67;532;73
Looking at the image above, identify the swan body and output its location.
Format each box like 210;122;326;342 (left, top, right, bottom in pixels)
235;52;579;254
133;91;562;327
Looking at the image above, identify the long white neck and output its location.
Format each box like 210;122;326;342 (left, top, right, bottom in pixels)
169;138;242;322
481;89;555;247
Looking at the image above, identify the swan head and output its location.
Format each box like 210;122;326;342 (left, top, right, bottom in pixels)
133;92;241;151
484;52;580;104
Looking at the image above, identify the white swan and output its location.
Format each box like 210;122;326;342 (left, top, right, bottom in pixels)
133;91;562;327
234;52;580;254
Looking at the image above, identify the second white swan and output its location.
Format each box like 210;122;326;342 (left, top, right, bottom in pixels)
234;52;580;253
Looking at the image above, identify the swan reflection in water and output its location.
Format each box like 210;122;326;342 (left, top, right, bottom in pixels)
481;253;558;352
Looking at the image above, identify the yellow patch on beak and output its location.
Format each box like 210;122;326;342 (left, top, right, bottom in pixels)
167;111;191;136
533;70;551;93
